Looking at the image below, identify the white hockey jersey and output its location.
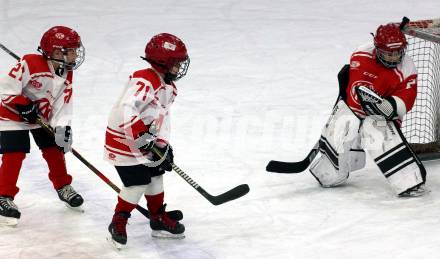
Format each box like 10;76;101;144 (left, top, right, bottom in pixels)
104;68;177;166
0;54;73;131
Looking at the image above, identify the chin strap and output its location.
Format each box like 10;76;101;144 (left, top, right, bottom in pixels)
37;47;74;74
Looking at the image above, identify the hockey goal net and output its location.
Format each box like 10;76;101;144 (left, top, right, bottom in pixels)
401;18;440;160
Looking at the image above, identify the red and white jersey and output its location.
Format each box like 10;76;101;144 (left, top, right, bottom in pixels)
346;43;417;119
104;68;177;166
0;54;73;131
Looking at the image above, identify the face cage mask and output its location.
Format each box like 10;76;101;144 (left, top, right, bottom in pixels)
63;43;86;70
39;42;85;71
376;47;405;68
164;58;190;83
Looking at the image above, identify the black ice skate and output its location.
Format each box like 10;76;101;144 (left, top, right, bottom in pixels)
399;184;428;198
166;209;183;221
0;196;21;227
150;204;185;239
57;185;84;211
107;212;130;250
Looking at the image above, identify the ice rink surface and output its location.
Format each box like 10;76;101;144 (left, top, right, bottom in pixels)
1;0;440;258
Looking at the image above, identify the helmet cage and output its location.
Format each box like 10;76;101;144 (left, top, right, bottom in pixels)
171;57;190;81
39;42;85;71
375;46;405;68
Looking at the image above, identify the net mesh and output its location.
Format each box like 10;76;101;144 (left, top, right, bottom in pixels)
401;22;440;155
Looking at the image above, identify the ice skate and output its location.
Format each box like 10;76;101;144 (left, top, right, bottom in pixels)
107;212;130;250
166;209;183;221
57;185;84;212
399;184;429;198
0;196;20;227
150;204;185;239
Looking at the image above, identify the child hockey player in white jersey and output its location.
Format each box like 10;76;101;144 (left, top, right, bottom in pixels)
105;33;190;248
0;26;85;226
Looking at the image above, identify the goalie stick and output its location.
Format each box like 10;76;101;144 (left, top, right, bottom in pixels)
150;146;250;205
265;62;351;174
265;16;436;174
266;142;319;173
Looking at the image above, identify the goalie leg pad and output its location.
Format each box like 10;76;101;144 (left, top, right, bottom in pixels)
310;154;348;187
347;134;366;172
309;100;363;187
360;117;426;195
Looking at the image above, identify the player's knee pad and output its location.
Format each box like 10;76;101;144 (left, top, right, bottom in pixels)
361;118;426;195
119;185;148;204
144;175;164;196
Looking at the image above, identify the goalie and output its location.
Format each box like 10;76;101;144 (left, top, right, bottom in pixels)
309;22;427;197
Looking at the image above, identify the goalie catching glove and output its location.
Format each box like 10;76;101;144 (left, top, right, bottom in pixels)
355;85;398;120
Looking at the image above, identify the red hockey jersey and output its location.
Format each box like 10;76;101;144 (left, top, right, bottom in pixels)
346;43;417;119
0;54;73;130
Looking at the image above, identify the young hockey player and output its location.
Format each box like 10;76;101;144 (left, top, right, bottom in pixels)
105;33;189;248
0;26;85;226
309;22;427;197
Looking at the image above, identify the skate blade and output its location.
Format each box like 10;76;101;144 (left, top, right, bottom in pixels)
64;203;85;213
106;236;126;250
151;230;185;239
0;215;18;227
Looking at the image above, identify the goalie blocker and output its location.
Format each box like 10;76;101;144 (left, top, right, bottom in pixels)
309;99;426;197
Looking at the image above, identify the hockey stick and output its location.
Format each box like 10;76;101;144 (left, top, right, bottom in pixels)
36;119;153;218
2;43;249;206
265;64;350;174
0;44;154;219
266;141;319;173
151;147;250;205
0;43;20;60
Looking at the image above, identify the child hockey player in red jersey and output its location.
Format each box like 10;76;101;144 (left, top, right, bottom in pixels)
310;22;427;197
105;33;190;248
0;26;85;226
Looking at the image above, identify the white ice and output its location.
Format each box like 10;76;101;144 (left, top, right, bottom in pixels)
1;0;440;258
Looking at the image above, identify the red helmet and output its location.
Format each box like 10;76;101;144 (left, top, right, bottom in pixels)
373;23;407;68
39;26;85;70
144;33;189;82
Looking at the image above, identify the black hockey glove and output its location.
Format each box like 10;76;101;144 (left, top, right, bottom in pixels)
153;144;174;172
16;102;39;124
135;126;173;172
54;126;72;153
135;126;158;152
355;85;398;120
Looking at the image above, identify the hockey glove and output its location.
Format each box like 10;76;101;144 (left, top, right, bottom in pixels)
54;126;72;153
153;144;174;172
355;85;397;120
16;102;39;124
135;125;158;151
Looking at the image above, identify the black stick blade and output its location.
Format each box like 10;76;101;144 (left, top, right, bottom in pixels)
266;160;310;173
209;184;250;206
266;147;319;173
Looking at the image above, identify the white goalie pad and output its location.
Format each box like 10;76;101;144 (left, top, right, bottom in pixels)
360;117;426;195
310;100;364;187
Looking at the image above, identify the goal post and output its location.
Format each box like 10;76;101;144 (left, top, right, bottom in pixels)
400;18;440;161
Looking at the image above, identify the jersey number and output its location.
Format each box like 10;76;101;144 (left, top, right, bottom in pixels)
406;78;416;89
134;81;148;101
8;63;22;81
